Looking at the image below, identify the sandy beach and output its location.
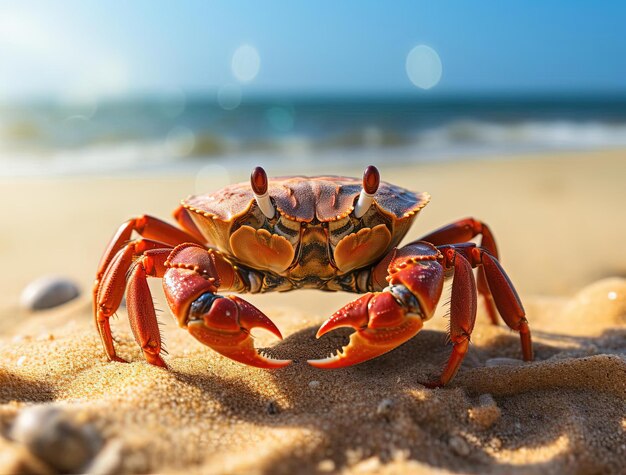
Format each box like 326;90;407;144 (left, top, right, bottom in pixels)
0;149;625;474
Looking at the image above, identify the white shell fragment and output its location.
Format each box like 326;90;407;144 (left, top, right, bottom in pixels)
20;276;80;311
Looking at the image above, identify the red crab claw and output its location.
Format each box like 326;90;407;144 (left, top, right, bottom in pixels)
308;291;423;369
187;293;291;369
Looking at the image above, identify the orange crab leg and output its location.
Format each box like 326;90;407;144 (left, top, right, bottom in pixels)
424;244;532;387
424;247;477;387
474;248;532;361
95;239;172;363
95;214;203;287
415;217;500;325
173;205;207;244
125;249;172;367
163;244;291;368
94;215;204;362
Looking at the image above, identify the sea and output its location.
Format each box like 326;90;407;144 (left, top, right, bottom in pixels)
2;95;626;177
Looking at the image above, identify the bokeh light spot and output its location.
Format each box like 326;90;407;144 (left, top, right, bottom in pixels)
231;44;261;83
217;85;242;110
406;45;442;90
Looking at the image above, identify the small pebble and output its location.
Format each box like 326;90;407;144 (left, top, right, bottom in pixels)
308;380;320;389
20;276;80;311
11;405;102;473
485;357;525;368
376;398;394;417
448;434;471;457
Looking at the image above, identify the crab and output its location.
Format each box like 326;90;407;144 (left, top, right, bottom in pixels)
93;166;532;386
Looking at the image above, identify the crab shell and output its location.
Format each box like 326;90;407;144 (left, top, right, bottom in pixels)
182;176;430;282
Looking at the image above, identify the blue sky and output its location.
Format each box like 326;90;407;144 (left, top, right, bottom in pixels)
1;1;625;99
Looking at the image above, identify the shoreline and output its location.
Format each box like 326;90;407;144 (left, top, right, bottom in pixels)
3;144;626;180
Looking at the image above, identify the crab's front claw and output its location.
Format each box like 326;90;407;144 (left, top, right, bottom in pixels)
308;292;423;369
187;293;291;369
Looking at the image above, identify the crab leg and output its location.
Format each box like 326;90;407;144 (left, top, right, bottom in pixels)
125;249;172;367
470;247;532;361
163;244;291;368
425;243;532;387
415;217;500;325
94;216;204;360
173;205;207;244
95;239;173;363
95;214;203;290
425;246;477;387
309;240;530;386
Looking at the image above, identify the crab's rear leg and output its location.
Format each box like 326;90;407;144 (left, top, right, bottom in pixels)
426;243;532;387
95;214;203;294
125;249;172;366
425;246;477;387
95;239;172;365
94;216;204;361
415;218;500;325
173;205;206;244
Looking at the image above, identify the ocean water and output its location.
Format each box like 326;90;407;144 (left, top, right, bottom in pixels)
1;95;626;176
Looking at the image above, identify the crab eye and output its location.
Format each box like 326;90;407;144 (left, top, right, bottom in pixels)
354;165;380;218
251;166;275;219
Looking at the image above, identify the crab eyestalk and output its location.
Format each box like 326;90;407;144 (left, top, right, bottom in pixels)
251;166;275;219
186;292;291;368
354;165;380;218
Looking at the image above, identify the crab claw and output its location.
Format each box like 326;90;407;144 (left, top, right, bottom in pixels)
187;293;291;369
308;292;423;369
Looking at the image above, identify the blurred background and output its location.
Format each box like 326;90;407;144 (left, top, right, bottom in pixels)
1;1;625;309
1;1;625;177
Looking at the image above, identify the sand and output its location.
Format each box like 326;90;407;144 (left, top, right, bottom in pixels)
0;149;625;474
